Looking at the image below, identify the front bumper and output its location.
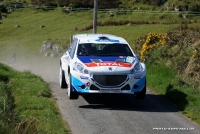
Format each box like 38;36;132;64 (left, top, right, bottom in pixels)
70;72;146;93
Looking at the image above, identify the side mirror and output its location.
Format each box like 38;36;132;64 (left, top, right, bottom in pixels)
136;56;140;60
70;35;73;44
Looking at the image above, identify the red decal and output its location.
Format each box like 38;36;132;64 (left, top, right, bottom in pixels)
85;62;133;68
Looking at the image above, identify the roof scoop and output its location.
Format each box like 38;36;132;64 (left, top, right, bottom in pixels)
99;34;109;39
91;59;102;63
98;35;109;40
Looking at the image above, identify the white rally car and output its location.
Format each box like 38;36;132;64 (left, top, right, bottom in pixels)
59;34;146;99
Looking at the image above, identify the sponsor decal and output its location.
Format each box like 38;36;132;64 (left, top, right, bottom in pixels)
126;56;135;63
80;76;89;80
134;75;143;79
85;62;133;68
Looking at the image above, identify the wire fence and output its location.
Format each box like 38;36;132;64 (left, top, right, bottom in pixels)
1;2;200;16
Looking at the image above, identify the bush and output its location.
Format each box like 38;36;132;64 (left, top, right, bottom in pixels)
134;24;200;89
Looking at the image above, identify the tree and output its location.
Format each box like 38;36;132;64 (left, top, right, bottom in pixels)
56;0;72;7
31;0;57;6
71;0;121;8
98;0;121;8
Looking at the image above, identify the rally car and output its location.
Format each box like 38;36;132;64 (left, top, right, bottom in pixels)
59;34;146;99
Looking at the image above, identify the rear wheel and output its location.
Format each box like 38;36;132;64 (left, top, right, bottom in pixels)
68;73;79;99
134;79;146;100
59;67;67;88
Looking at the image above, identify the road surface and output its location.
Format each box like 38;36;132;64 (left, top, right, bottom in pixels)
5;56;200;134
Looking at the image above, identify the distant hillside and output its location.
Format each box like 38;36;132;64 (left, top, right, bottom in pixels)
1;0;200;12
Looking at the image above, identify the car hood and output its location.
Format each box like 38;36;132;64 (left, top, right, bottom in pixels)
76;56;137;73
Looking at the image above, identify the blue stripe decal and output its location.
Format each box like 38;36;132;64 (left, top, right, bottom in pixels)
78;56;127;63
131;76;146;92
71;75;90;93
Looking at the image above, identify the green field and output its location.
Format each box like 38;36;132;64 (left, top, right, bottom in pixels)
1;7;200;133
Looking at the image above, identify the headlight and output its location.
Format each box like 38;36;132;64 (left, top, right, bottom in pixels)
73;62;89;74
130;62;143;74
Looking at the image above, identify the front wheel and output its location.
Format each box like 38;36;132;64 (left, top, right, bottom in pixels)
59;67;67;88
68;73;79;99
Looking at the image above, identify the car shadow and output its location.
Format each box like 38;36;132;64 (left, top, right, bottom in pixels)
163;83;188;111
79;90;187;113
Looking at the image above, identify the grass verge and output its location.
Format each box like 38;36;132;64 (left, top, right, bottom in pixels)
0;63;70;133
146;63;200;124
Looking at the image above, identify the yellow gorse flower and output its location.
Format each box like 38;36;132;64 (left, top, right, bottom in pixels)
192;48;199;59
140;32;167;61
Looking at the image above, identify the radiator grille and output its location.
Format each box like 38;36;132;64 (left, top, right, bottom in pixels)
93;75;127;86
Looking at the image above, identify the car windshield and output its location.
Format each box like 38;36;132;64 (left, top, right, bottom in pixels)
77;43;134;56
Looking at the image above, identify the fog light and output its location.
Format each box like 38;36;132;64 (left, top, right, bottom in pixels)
86;82;90;87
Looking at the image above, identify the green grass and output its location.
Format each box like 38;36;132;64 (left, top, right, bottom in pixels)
1;7;200;132
146;62;200;124
0;63;70;133
0;8;187;57
0;81;13;133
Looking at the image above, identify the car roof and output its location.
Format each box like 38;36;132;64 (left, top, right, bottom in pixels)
73;34;128;44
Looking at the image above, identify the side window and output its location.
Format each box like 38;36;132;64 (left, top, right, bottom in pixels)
69;38;78;58
68;44;73;57
68;46;72;54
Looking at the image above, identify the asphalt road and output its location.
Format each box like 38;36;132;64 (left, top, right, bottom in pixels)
6;57;200;134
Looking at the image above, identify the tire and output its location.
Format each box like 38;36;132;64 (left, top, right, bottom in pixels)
68;73;79;99
134;79;146;100
59;67;67;88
